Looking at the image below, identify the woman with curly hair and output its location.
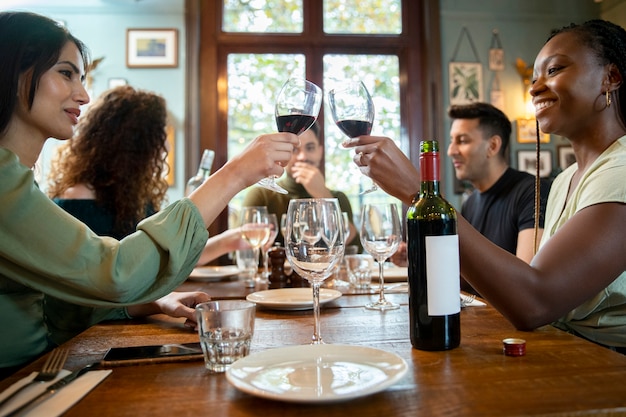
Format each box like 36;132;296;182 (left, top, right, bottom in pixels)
48;85;169;239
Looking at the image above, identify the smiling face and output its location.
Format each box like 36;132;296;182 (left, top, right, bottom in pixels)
531;31;607;138
13;41;90;142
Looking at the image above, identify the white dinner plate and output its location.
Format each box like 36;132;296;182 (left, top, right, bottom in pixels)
226;344;408;403
246;288;341;310
188;265;241;282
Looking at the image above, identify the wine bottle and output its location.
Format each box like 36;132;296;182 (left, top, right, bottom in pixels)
184;149;215;196
406;140;460;351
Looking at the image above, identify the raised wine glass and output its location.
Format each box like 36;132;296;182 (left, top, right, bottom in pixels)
258;78;323;194
328;80;378;194
360;203;402;310
285;198;345;344
240;206;271;283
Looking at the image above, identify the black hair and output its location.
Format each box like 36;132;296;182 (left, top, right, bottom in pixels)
548;19;626;127
447;102;512;159
0;11;91;135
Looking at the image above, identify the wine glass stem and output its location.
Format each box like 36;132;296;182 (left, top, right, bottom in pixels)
252;247;260;280
377;260;387;303
262;249;269;280
311;282;323;344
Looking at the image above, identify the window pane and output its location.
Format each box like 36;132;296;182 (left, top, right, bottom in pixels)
323;54;404;222
226;53;305;221
223;0;303;33
323;0;402;34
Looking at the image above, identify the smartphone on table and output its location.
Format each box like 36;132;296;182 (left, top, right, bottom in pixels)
100;342;203;367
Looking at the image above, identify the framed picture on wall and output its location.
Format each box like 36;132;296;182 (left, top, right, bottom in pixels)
557;145;576;170
516;118;550;143
449;62;483;105
517;150;552;177
126;28;178;68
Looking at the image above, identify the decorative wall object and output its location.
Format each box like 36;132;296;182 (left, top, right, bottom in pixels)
449;27;483;105
557;145;576;170
108;78;127;89
490;73;505;110
517;150;552;177
127;28;178;68
489;30;504;71
516;118;550;143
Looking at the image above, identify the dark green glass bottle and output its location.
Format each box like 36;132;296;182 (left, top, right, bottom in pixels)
406;140;460;351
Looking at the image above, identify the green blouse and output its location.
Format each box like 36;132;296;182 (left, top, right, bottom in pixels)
0;148;209;368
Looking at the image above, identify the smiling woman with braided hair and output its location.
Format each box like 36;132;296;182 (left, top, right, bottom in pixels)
343;19;626;353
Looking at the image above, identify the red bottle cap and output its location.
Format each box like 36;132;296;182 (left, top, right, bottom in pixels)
502;338;526;356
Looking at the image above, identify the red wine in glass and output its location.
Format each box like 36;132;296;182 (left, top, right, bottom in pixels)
335;120;373;138
259;78;322;194
328;80;378;193
276;115;317;135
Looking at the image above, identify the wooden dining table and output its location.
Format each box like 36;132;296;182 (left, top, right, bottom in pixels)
3;275;626;416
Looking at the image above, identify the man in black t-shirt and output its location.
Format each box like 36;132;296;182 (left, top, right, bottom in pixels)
447;103;550;294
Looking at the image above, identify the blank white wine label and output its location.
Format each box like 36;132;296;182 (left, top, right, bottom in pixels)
425;235;460;315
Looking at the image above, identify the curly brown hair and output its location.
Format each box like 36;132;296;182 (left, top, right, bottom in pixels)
48;85;169;237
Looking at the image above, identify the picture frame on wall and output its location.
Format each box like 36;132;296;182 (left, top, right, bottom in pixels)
517;150;552;177
449;62;483;105
516;118;550;143
126;28;178;68
557;145;576;170
108;78;127;89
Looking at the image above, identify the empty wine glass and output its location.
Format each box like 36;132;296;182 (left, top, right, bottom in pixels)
360;203;402;310
285;198;345;344
261;213;279;282
328;212;352;288
240;206;271;283
328;80;378;194
258;78;323;194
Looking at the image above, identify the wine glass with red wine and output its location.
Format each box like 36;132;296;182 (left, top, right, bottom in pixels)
328;81;378;194
258;78;322;194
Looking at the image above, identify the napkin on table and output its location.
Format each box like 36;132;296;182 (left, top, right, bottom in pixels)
0;369;111;417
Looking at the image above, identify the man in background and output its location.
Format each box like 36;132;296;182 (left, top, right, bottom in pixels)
243;121;359;248
393;102;549;295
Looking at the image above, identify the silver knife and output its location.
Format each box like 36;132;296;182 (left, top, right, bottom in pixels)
4;363;100;417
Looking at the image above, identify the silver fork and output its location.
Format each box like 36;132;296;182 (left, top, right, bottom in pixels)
0;348;68;408
460;293;476;307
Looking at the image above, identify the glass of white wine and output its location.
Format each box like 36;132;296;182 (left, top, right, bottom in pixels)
240;206;271;282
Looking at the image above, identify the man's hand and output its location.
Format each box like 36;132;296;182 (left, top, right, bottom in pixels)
291;162;333;198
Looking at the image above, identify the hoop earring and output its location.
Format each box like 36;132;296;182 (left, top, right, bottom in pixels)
606;90;612;108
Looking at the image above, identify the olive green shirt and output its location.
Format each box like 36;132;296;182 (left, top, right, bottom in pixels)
242;175;360;249
0;148;208;368
541;136;626;348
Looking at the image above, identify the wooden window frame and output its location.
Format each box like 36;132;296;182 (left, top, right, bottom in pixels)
185;0;443;239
